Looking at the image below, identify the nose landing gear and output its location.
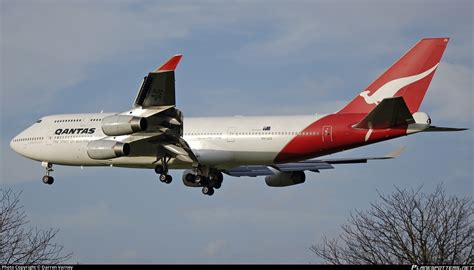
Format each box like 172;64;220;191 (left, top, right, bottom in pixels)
41;162;54;185
155;156;172;184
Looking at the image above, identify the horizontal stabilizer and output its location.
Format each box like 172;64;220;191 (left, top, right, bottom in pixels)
353;97;415;129
424;126;468;132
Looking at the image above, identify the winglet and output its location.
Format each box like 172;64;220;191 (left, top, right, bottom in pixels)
385;146;406;158
155;54;183;72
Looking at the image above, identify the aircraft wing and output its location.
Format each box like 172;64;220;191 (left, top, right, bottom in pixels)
103;55;198;165
224;147;405;177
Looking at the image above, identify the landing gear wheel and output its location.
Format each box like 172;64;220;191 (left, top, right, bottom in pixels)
195;175;202;184
213;182;221;189
155;165;165;175
42;175;49;184
165;175;172;184
216;171;223;182
207;187;214;196
202;186;214;196
159;174;167;182
42;176;54;185
209;171;223;189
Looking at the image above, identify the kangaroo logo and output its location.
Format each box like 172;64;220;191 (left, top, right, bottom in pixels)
359;63;439;105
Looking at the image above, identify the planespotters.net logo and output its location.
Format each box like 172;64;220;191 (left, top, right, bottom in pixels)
412;265;473;270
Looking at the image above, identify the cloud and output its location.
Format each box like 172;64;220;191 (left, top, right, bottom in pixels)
183;202;341;230
113;249;140;263
50;202;127;229
0;1;236;118
204;240;227;257
232;1;473;62
2;0;472;120
0;146;43;184
2;3;137;113
424;62;473;124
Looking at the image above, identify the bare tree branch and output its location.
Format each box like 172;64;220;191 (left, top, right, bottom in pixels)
0;188;72;264
310;184;473;264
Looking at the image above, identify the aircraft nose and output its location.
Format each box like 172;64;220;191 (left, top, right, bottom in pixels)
10;135;19;153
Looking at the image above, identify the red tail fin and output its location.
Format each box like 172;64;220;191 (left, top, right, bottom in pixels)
338;38;449;114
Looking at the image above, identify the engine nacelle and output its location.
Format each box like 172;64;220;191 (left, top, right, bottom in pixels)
182;170;201;187
87;140;130;160
101;115;147;136
265;171;306;187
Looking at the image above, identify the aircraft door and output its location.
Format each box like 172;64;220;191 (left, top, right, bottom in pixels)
80;115;88;127
227;127;236;142
322;125;333;143
46;126;54;146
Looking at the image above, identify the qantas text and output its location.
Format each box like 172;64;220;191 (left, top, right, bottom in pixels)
54;128;96;135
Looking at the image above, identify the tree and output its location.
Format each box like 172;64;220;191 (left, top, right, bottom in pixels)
310;185;473;264
0;188;72;264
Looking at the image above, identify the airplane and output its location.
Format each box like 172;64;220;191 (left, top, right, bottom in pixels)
10;37;466;196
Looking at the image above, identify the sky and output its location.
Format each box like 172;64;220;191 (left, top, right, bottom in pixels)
1;0;473;264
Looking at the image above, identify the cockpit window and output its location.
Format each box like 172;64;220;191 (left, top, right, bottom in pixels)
36;120;42;123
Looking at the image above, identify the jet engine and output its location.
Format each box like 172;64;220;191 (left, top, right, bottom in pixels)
87;140;130;160
101;115;147;136
265;171;305;187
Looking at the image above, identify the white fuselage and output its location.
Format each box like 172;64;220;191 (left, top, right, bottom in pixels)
10;113;324;169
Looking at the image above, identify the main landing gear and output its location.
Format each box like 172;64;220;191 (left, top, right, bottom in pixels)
200;172;223;196
155;156;172;184
183;170;223;196
41;162;54;185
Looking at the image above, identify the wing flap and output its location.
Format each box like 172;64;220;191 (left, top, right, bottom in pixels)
274;162;334;172
224;147;405;177
162;143;188;156
176;154;194;163
225;166;274;177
